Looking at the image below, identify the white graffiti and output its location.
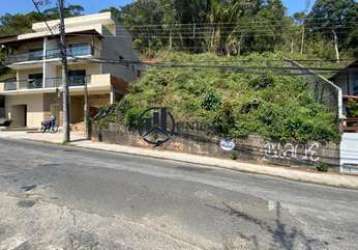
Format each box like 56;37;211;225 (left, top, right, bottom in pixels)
264;142;320;162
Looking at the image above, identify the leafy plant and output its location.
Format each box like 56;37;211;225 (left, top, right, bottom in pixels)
201;90;221;111
347;99;358;118
316;162;329;172
230;151;238;160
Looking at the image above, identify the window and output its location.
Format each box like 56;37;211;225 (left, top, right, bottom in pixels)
68;70;86;86
28;73;43;89
352;71;358;95
68;43;92;56
28;49;43;60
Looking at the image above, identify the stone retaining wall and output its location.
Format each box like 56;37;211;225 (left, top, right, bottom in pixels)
92;123;340;171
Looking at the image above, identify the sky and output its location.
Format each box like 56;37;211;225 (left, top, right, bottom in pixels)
0;0;313;17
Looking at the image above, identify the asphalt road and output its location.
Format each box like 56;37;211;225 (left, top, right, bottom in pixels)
0;138;357;250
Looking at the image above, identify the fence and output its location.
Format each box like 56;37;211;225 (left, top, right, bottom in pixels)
284;59;343;120
4;44;95;65
3;76;90;91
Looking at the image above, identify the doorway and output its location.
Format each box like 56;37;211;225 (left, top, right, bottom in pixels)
0;96;5;118
11;105;27;128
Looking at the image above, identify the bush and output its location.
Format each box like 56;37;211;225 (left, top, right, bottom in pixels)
347;99;358;117
124;107;144;129
96;52;340;143
230;152;238;160
201;90;221;111
316;163;329;172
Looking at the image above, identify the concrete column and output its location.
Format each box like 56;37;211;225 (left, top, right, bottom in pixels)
16;71;20;89
43;37;48;88
110;86;115;104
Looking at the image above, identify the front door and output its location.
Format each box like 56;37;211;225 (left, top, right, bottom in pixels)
0;96;5;118
11;105;27;128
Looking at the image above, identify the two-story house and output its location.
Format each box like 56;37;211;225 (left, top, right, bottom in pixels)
330;60;358;132
330;60;358;97
0;12;139;129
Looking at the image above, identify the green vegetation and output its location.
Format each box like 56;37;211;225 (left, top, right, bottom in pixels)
347;99;358;118
316;162;330;172
110;52;340;143
113;0;358;59
1;0;357;61
0;5;84;35
1;0;355;143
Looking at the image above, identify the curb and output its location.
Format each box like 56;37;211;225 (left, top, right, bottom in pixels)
69;140;358;190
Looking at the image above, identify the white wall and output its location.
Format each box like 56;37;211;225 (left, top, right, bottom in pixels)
340;133;358;174
5;94;44;128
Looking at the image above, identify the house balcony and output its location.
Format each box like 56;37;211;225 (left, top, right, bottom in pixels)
3;75;90;90
4;44;96;68
0;74;115;96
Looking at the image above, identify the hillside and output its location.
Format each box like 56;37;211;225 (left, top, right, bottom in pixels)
103;52;340;143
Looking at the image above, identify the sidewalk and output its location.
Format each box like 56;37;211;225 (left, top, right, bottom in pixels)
1;131;358;189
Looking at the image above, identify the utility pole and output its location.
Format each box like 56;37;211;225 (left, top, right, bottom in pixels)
58;0;71;142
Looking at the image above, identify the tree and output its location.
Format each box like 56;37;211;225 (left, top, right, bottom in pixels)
293;12;306;54
43;4;85;18
307;0;358;61
0;12;43;35
242;0;287;53
0;5;85;36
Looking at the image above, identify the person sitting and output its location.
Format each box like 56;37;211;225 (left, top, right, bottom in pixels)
41;115;56;132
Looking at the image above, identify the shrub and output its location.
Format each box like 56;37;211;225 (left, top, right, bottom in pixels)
347;99;358;117
316;163;329;172
96;52;340;143
230;151;238;160
201;90;221;111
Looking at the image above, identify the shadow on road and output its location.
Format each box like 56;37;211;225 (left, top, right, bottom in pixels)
209;201;326;250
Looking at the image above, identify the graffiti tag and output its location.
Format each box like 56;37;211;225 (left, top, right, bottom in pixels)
264;142;320;162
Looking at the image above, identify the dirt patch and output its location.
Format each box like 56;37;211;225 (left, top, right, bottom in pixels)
17;200;36;208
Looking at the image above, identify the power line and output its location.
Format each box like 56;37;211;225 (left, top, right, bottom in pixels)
114;18;358;28
31;0;57;36
73;57;345;75
66;29;354;40
116;28;356;37
121;22;358;31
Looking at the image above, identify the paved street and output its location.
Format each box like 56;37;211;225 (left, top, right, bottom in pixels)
0;138;358;249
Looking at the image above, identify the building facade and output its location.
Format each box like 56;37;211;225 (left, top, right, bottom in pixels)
330;60;358;97
330;60;358;132
0;12;139;129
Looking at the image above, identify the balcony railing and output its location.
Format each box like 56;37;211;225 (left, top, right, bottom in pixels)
3;76;90;91
4;44;95;64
